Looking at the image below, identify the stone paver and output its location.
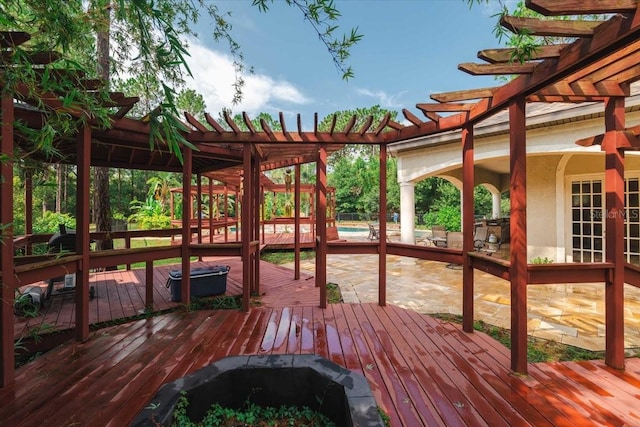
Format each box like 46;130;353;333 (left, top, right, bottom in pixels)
285;252;640;352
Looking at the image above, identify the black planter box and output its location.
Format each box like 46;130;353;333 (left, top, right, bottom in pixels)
166;266;230;302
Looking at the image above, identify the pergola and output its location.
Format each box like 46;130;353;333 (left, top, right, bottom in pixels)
3;0;640;388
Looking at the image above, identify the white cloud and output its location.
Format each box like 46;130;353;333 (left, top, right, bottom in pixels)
355;88;406;109
185;39;310;117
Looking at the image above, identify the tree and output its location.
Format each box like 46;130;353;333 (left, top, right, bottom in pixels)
3;1;362;158
467;1;607;70
318;105;398;163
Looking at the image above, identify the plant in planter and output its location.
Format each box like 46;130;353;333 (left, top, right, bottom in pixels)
14;289;41;318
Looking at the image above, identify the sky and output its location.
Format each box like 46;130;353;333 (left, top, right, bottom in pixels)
183;0;514;130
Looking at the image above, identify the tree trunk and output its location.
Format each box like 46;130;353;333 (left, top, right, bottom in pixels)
94;3;114;255
56;164;62;213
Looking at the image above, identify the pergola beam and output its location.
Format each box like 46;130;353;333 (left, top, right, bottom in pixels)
525;0;638;16
458;62;536;76
478;44;568;64
500;15;604;38
430;87;499;103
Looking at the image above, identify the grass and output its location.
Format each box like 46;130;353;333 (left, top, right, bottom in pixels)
327;283;342;304
260;249;316;265
431;313;609;363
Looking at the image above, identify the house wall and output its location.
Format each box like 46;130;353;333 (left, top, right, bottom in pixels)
527;154;562;261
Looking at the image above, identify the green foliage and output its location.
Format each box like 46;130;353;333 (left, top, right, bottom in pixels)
422;205;461;232
260;250;316;265
378;406;391;427
128;196;171;230
327;282;342;304
14;291;39;318
530;256;554;264
171;391;337;427
187;295;241;311
320;105;398;162
254;0;362;80
33;211;76;234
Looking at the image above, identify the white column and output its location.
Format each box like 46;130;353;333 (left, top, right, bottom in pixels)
400;181;415;244
492;191;501;218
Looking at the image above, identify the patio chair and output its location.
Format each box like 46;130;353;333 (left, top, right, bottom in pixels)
426;225;447;247
446;231;463;250
367;223;380;240
473;225;501;255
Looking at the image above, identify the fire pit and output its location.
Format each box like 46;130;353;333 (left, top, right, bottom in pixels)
131;354;383;426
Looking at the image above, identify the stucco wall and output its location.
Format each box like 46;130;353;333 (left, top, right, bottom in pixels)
526;154;562;261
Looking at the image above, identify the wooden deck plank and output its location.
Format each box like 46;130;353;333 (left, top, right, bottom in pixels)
323;304;346;367
271;306;292;355
102;311;241;427
4;315;181;426
433;316;594;426
376;305;492;427
350;303;424;427
393;306;551;426
227;308;264;356
561;361;640;422
299;305;315;354
45;312;210;427
6;251;640;427
534;362;629;425
333;303;364;375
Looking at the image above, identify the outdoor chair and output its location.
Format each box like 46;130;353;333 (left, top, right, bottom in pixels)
473;225;501;255
367;223;380;240
426;225;447;247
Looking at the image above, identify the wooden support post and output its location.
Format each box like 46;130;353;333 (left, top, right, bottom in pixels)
75;124;91;341
253;155;261;296
145;260;153;311
196;174;202;261
125;236;132;270
24;169;33;255
181;147;192;304
604;96;626;370
235;188;240;242
294;164;301;280
509;97;528;374
316;144;328;308
209;178;214;243
379;144;387;306
461;125;475;332
224;184;229;243
241;144;252;312
1;94;15;387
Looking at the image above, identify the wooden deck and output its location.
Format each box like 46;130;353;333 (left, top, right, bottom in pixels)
2;302;640;426
14;256;317;341
7;253;640;426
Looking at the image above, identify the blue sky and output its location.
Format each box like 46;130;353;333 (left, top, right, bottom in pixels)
184;0;512;130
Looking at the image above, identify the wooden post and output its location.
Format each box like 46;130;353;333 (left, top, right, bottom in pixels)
509;98;528;374
603;96;626;369
461;125;475;332
75;124;91;341
379;144;387;306
1;94;15;387
235;188;240;242
294;164;301;280
315;144;328;308
196;174;202;261
25;169;33;254
224;184;229;243
180;147;192;304
241;144;252;312
145;260;153;311
209;178;214;243
253;154;261;296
